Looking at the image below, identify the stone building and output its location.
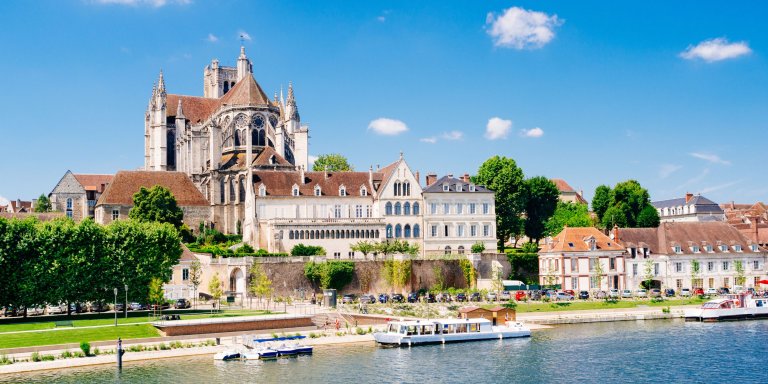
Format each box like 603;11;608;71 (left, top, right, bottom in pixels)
49;171;113;220
551;178;587;204
95;170;210;228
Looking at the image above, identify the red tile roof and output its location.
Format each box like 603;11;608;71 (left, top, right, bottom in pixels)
180;244;198;262
220;74;271;106
97;171;208;206
73;174;113;192
619;222;765;254
253;171;380;197
166;94;220;124
543;227;624;253
551;178;575;192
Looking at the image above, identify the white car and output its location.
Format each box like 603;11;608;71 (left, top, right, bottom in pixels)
499;291;512;301
621;289;633;298
635;289;648;298
705;288;718;295
609;289;620;298
46;303;67;315
680;288;692;297
553;292;574;301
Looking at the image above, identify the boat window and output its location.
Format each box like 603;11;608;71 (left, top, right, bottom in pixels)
407;325;417;336
457;324;467;333
469;323;480;332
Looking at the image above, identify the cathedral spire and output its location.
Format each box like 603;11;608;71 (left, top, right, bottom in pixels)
157;70;165;92
176;99;185;118
236;45;252;81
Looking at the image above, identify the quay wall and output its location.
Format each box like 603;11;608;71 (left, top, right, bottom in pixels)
155;316;314;336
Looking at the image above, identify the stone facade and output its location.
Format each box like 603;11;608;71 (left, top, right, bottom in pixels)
49;171;113;221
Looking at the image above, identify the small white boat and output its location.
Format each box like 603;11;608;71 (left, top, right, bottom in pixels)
242;347;279;360
213;350;242;361
373;318;531;346
684;293;768;322
275;343;314;356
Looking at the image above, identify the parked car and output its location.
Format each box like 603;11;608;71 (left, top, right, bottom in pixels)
436;292;452;303
342;294;357;304
594;290;607;299
718;287;730;295
469;292;482;302
129;302;147;311
487;292;497;302
733;285;745;293
705;288;718;295
499;291;511;301
635;289;648;298
563;290;575;297
609;289;620;298
46;303;67;315
70;302;85;313
27;306;45;316
649;289;662;298
378;293;390;304
693;288;704;296
174;298;191;309
115;303;125;312
578;291;590;300
3;306;19;317
391;294;404;303
515;291;527;301
553;292;574;301
455;293;467;302
359;294;376;305
88;301;109;312
664;288;676;297
407;292;419;303
529;290;543;300
423;293;436;303
621;289;633;298
680;288;692;297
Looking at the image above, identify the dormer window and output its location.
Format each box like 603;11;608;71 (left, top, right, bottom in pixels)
751;244;759;252
258;184;266;197
705;245;713;253
630;248;637;258
720;245;728;252
673;245;682;254
456;184;463;192
692;246;700;253
734;245;742;252
314;185;322;196
585;238;596;251
443;184;449;192
339;185;347;197
360;186;367;196
292;184;300;197
269;155;276;165
469;184;475;192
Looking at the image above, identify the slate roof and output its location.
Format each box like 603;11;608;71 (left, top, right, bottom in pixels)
253;171;381;197
422;176;492;193
97;171;208;206
652;194;724;214
543;227;624;253
73;174;113;192
618;222;765;255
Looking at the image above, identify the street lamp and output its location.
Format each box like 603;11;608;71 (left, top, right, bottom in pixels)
124;284;128;319
113;287;118;326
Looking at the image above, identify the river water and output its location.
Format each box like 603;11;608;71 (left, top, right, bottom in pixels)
2;320;766;383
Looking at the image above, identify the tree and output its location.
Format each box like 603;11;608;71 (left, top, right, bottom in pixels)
291;244;326;256
248;264;272;309
545;202;593;236
642;259;654;289
312;153;353;172
148;277;165;317
350;241;375;257
592;258;605;291
471;242;486;254
690;259;701;290
735;260;746;286
189;259;202;309
34;194;52;213
592;185;612;224
129;185;184;229
522;176;560;243
208;273;223;312
636;205;660;228
601;205;628;229
473;156;526;251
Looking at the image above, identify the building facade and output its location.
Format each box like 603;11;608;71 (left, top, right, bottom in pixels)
652;193;725;222
49;171;113;221
422;175;497;255
551;178;587;204
619;222;767;291
538;227;626;291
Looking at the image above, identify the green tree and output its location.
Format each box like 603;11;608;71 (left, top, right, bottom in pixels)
189;259;202;309
350;241;375;257
522;176;560;243
690;259;701;290
148;277;165;316
129;185;184;228
208;273;223;311
291;244;326;256
592;185;612;224
34;194;52;213
735;260;746;286
312;153;354;172
601;205;628;229
636;205;661;228
473;156;526;251
248;264;272;309
471;242;486;254
592;258;605;291
545;201;593;236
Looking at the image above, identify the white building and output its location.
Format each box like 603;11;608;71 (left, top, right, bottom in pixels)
652;193;725;223
422;175;497;255
619;222;767;291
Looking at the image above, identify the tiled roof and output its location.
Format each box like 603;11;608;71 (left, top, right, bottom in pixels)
219;148;293;171
180;244;198;262
458;306;489;313
551;178;575;193
652;194;724;213
97;171;208;206
220;74;271;107
543;227;624;253
73;174;113;192
422;176;492;193
9;201;32;212
253;171;380;197
166;94;220;124
618;222;765;254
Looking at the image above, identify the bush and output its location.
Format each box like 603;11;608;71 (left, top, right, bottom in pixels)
93;347;101;356
309;332;319;339
80;341;91;356
31;352;41;362
236;244;255;254
471;242;486;254
41;354;55;361
0;355;12;365
60;350;73;358
292;243;327;256
304;261;355;290
521;242;539;253
662;306;671;314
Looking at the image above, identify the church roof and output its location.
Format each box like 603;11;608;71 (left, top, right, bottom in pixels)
218;148;293;171
73;174;113;192
166;94;220;124
253;171;382;197
96;171;208;207
220;74;271;107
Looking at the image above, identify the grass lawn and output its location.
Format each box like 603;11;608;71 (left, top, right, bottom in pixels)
0;324;160;349
511;297;706;313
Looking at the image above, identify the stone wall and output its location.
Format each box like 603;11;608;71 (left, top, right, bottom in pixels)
155;315;313;336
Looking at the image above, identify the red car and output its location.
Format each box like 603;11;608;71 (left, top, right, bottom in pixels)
515;291;527;301
693;288;704;296
563;290;575;297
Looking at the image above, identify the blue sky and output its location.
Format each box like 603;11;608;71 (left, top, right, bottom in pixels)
1;1;766;206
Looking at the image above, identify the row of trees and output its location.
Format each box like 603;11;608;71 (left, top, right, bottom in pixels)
0;217;182;316
350;240;420;257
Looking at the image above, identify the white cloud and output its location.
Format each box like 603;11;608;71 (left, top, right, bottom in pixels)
689;152;731;165
308;155;318;166
520;127;544;138
699;180;741;194
441;131;463;140
680;38;751;62
659;164;682;179
368;118;408;136
206;33;218;43
485;117;512;140
238;31;252;42
377;9;390;22
419;137;437;144
90;0;190;7
485;7;563;49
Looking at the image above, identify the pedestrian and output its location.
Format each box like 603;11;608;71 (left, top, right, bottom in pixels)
335;318;340;331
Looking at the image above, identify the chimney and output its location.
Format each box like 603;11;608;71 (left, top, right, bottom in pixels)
300;166;305;185
462;173;470;183
685;193;693;203
425;173;437;187
750;216;759;243
613;225;619;243
415;171;420;186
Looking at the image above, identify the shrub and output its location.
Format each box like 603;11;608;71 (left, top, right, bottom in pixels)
93;347;101;356
0;355;12;365
521;242;539;253
74;351;85;358
662;306;671;314
236;244;255;254
31;352;41;362
309;332;319;339
292;243;327;256
80;341;91;357
60;351;73;358
159;343;169;350
471;242;486;254
41;354;55;361
355;327;366;335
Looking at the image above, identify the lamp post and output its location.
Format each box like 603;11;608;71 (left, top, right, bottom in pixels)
113;287;118;326
124;284;128;319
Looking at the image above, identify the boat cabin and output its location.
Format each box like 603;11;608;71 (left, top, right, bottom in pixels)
385;319;493;335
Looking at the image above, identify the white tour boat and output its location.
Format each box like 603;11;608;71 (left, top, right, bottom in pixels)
373;318;531;346
684;293;768;322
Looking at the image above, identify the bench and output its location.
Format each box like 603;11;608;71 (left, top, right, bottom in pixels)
54;320;74;328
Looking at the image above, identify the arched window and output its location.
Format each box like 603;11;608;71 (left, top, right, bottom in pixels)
339;185;347;196
395;202;402;215
289;231;294;240
292;185;300;197
239;178;245;202
259;184;266;197
360;186;367;196
395;224;402;238
385;202;393;215
444;246;452;255
404;202;411;215
229;179;235;202
404;182;410;196
458;246;465;255
413;202;420;215
223;82;229;93
234;130;241;146
413;224;420;238
404;224;411;238
314;185;322;196
299;231;305;240
386;224;393;238
394;182;401;196
375;230;380;238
